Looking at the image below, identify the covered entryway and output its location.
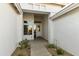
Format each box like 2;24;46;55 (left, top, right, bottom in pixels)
34;14;43;39
23;13;49;40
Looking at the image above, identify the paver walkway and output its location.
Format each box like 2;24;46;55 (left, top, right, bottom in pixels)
29;38;51;56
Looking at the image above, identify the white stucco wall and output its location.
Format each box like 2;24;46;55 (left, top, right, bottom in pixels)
53;7;79;55
0;4;23;56
0;4;17;56
17;15;23;43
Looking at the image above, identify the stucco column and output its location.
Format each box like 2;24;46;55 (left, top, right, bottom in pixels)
48;19;54;44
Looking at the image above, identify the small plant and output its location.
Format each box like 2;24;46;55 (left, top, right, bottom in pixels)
56;48;64;55
47;44;56;48
19;39;28;49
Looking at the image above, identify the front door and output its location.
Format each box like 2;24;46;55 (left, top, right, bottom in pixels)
34;23;42;38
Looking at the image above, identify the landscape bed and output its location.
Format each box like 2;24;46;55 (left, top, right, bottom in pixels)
12;39;31;56
46;44;73;56
12;45;30;56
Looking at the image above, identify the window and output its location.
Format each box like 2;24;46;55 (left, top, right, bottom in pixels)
24;25;32;35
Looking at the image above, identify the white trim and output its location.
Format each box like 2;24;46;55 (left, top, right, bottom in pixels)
14;3;23;14
49;3;79;20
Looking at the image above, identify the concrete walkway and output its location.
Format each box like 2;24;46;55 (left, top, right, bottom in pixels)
29;39;51;56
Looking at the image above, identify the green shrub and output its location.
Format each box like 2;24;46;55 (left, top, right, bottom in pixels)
19;39;28;49
47;44;56;48
56;48;64;55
